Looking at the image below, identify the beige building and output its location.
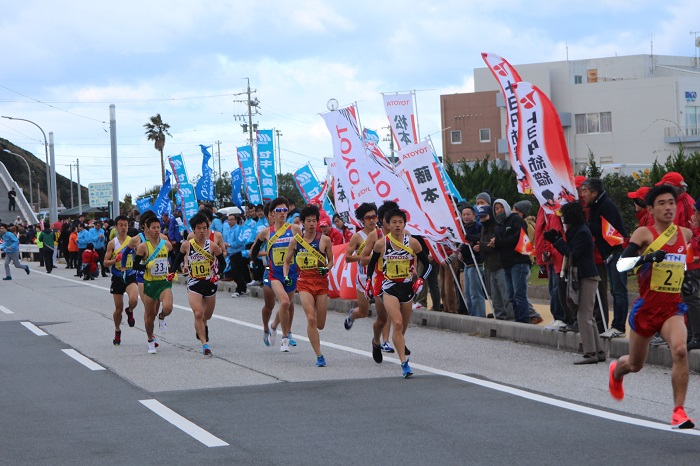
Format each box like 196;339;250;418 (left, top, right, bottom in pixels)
441;54;700;172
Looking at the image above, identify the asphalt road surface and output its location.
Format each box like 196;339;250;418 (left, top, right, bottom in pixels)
1;264;699;465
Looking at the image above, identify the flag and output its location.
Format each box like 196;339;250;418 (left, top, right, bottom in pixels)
383;92;419;151
256;129;278;202
135;197;153;214
602;217;624;246
231;168;244;208
515;228;534;256
153;171;173;220
293;164;335;217
512;81;577;215
237;145;262;205
168;156;198;231
195;144;214;201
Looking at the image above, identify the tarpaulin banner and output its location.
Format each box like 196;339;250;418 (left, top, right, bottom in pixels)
195;144;214;201
293;164;335;217
481;52;531;194
168;156;198;231
383;92;419;152
231;168;244;208
512;81;577;214
256;130;277;202
237;145;262;205
327;243;358;299
154;170;173;219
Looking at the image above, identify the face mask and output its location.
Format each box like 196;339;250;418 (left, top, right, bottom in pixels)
495;213;506;223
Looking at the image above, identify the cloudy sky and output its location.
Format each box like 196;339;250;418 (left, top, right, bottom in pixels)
1;0;697;203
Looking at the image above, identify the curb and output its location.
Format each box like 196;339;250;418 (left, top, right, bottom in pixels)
201;279;699;373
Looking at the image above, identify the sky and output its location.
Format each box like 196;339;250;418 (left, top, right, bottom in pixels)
1;0;698;205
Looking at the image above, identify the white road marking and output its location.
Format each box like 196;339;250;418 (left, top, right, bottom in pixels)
61;349;106;371
39;270;700;435
20;321;47;336
0;305;14;314
139;399;229;447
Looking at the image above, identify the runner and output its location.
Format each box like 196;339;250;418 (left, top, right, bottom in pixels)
103;215;139;346
343;202;378;330
612;185;695;429
172;212;225;356
132;216;174;354
283;204;334;367
249;197;302;352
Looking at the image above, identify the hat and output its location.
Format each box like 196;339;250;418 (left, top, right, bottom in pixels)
574;175;587;188
513;200;532;216
475;192;491;205
655;172;687;188
476;205;491;218
319;220;330;227
627;186;651;201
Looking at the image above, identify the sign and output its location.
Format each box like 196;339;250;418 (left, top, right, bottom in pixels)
88;182;113;207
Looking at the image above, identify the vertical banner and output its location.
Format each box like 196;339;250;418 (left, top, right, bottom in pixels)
481;52;532;194
136;197;153;214
231;168;244;208
293;164;335;216
383;92;419;152
256;130;277;202
237;145;262;205
512;81;577;214
195;144;214;201
325;157;354;227
153;170;173;219
168;155;198;231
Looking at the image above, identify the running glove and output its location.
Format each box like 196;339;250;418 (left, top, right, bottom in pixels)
643;250;667;264
166;272;175;282
318;266;329;276
364;278;373;300
412;277;424;294
284;275;292;287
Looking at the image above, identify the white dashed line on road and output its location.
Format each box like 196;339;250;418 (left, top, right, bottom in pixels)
139;399;229;447
20;321;47;336
61;349;106;371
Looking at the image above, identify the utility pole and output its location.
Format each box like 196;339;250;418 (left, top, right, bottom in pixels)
69;163;74;209
233;78;260;151
692;31;700;67
110;104;119;219
216;140;222;178
76;159;82;215
275;129;283;174
48;132;58;222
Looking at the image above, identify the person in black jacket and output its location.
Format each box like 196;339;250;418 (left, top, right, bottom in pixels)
580;178;628;338
490;199;532;323
545;201;605;364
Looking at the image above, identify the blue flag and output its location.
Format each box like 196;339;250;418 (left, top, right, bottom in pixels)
231;168;244;208
237;145;262;205
196;144;214;201
136;197;153;214
154;171;173;219
256;130;277;202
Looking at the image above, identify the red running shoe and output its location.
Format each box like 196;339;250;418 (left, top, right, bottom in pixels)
125;307;135;327
608;360;624;401
671;407;695;429
113;330;121;346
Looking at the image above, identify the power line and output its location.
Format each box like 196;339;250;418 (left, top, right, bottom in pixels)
0;83;107;124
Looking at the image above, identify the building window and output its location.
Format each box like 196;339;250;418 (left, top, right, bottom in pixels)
451;130;462;144
479;128;490;143
686;106;698;135
575;112;612;134
574;75;582;84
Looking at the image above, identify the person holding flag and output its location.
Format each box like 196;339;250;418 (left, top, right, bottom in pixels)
282;204;334;367
579;178;628;339
103;215;139;346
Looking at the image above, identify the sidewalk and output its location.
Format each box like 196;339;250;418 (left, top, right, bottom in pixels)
202;278;700;373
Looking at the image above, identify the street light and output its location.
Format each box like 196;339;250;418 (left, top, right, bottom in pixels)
3;149;32;209
1;116;55;221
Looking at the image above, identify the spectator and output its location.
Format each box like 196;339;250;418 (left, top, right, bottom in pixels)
474;192;491;208
333;214;354;243
628;186;654;228
685;197;700;351
76;223;90;277
478;205;513;320
38;222;55;273
580;178;628;338
491;199;533;323
91;220;108;277
512;200;543;324
320;218;344;246
286;199;300;222
535;206;568;329
1;224;30;279
459;205;486;317
211;212;224;233
81;243;99;280
14;216;23;227
68;227;79;269
8;188;17;211
168;210;184;253
545;201;605;364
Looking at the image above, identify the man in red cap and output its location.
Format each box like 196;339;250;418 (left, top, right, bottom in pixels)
656;172;694;229
628;186;654;228
319;218;344;246
575;175;587;189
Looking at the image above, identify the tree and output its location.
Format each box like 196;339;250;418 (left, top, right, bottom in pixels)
143;114;172;184
277;172;304;206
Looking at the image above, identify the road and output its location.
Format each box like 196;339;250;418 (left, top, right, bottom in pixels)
1;264;698;465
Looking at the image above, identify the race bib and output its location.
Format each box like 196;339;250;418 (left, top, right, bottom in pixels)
272;248;287;266
296;252;317;270
650;255;685;293
150;258;169;277
124;256;133;270
385;258;410;280
190;260;210;279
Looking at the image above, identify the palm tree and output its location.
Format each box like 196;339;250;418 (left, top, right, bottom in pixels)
144;114;172;184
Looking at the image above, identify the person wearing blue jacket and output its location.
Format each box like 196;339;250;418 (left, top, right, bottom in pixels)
1;224;30;280
76;223;91;277
91;220;108;277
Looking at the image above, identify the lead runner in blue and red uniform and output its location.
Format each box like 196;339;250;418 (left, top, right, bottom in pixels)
612;185;695;429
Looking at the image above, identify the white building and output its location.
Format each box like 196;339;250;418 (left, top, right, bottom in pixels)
458;54;700;173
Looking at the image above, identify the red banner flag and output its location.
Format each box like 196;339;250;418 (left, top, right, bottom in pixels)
515;228;534;256
601;216;624;246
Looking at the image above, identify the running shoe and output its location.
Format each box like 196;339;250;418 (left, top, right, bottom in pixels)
231;292;240;298
125;308;135;327
158;317;167;333
671;406;695;429
316;354;326;367
113;330;121;346
600;328;624;338
344;309;354;330
263;330;271;347
372;340;383;364
404;345;411;356
608;360;624;401
202;344;212;357
25;267;30;275
3;277;12;280
381;341;395;353
147;340;157;354
152;336;159;348
288;332;297;346
544;320;566;331
280;338;290;352
269;326;277;346
247;280;261;286
401;359;413;379
650;335;667;347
